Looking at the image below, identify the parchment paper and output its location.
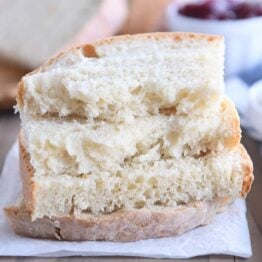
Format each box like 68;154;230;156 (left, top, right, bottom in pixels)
0;141;252;258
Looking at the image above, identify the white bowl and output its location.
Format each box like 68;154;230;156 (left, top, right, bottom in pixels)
166;2;262;76
247;79;262;136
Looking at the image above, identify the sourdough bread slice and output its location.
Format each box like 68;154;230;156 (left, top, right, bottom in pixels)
5;197;231;242
5;142;253;241
21;97;240;179
20;129;253;220
6;32;254;241
17;32;225;122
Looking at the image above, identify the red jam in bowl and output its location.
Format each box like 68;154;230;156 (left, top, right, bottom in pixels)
178;0;262;20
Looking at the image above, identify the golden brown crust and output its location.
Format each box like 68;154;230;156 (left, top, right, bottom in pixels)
239;144;254;197
17;32;223;108
5;197;231;242
88;32;222;48
17;81;24;108
220;97;241;149
19;131;35;213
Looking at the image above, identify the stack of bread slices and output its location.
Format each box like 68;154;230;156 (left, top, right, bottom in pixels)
5;33;253;242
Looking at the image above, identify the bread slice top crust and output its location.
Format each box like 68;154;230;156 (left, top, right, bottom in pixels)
18;32;224;77
17;32;225;122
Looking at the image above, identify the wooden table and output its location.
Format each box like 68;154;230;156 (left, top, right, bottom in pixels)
0;112;262;262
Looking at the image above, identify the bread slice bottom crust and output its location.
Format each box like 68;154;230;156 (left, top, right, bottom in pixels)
5;197;231;242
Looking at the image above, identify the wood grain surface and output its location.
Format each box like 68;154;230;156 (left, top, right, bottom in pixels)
0;113;262;261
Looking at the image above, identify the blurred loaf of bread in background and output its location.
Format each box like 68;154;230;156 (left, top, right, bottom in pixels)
0;0;128;68
0;0;172;110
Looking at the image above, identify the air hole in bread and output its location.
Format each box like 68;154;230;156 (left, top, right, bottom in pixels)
166;131;179;145
135;201;146;209
148;177;158;188
127;183;136;190
143;189;151;199
96;180;103;190
69;195;75;215
130;86;143;96
97;98;106;107
159;106;177;116
82;208;91;213
112;184;121;194
116;171;122;178
193;149;211;158
54;227;62;240
107;104;116;111
135;176;144;184
143;92;163;104
154;200;162;206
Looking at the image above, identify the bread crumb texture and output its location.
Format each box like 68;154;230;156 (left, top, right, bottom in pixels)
19;32;225;121
16;33;253;220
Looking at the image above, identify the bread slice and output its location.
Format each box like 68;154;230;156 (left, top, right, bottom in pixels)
5;143;253;241
21;97;240;178
19;127;253;220
5;32;253;241
5;197;232;242
17;32;225;122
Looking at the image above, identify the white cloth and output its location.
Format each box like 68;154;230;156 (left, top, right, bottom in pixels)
226;77;262;141
0;142;252;258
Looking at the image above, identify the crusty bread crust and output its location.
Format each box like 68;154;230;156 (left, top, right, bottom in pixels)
17;32;223;107
5;197;231;242
220;98;241;149
239;144;254;197
19;130;35;213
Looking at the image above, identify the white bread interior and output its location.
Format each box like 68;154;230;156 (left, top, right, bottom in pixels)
18;33;225;122
20;136;251;220
22;97;239;177
11;33;253;232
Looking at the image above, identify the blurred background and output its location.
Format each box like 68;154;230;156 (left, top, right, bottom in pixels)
0;0;262;256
